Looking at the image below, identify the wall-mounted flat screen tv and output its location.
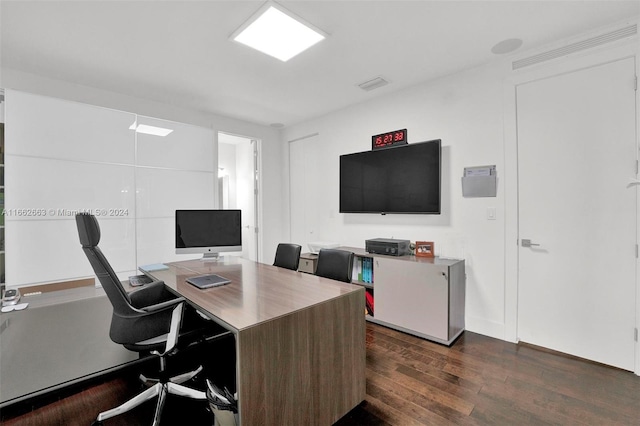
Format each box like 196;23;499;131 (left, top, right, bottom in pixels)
339;139;441;214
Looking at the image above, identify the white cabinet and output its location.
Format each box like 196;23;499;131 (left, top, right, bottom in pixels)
298;252;318;274
375;256;450;341
346;247;465;345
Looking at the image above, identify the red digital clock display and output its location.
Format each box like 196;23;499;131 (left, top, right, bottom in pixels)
372;129;407;150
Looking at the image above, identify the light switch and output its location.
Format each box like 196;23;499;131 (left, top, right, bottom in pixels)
487;207;496;220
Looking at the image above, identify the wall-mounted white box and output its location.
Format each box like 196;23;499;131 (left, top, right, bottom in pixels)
462;165;497;198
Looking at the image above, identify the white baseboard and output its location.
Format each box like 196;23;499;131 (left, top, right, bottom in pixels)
465;316;510;342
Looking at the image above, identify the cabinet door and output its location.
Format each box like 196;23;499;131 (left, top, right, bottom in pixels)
375;257;449;340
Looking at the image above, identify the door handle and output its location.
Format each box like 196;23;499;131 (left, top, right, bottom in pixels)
521;239;540;248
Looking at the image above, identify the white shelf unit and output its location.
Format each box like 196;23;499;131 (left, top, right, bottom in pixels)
344;246;465;346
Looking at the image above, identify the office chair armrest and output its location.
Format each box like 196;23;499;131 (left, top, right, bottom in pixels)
141;296;186;313
156;302;184;356
129;281;171;307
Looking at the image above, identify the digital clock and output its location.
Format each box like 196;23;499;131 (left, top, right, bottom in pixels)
372;129;407;150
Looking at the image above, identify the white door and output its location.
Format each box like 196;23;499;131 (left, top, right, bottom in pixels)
289;134;321;249
517;57;637;370
236;139;259;261
218;133;260;262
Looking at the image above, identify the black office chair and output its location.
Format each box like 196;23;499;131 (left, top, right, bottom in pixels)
273;243;302;271
75;213;229;426
315;248;354;283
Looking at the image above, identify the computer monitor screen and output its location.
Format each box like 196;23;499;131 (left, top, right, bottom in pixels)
175;209;242;259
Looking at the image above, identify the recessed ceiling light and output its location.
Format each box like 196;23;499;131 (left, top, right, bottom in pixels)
231;2;326;62
491;38;523;55
129;122;174;137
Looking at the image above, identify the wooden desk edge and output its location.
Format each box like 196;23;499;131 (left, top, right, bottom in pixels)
237;288;366;425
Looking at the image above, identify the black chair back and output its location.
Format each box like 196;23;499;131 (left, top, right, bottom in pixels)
315;249;354;283
76;213;163;345
273;243;302;271
76;213;134;314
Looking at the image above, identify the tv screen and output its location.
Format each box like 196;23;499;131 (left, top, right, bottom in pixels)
175;209;242;258
339;140;441;214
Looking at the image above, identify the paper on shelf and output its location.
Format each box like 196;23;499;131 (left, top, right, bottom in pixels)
464;167;492;177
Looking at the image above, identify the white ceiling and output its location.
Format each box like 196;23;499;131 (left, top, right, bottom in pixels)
2;1;638;128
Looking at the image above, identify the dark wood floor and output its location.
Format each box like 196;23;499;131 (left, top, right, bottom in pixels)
2;322;639;425
339;323;640;425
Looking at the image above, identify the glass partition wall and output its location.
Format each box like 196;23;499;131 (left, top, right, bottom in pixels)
3;90;216;290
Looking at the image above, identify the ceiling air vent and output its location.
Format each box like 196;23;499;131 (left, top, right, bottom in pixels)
358;76;389;92
513;24;637;70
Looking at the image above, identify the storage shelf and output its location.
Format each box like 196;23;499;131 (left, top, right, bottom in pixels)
343;246;465;346
352;280;373;289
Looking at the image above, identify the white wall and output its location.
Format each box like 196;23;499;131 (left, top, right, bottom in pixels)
282;22;640;344
283;59;510;339
4;23;637;351
0;68;285;265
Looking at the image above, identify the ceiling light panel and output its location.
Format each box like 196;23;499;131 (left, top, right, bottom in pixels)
129;123;174;137
231;3;326;62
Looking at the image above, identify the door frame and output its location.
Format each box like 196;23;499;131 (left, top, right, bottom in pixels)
503;40;640;375
217;131;263;263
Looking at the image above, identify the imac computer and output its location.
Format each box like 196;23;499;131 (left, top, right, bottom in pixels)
175;209;242;260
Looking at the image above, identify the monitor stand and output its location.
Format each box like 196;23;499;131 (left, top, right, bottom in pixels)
202;253;223;262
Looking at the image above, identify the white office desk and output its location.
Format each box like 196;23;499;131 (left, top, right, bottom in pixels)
143;257;366;426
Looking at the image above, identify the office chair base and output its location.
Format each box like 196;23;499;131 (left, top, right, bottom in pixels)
170;364;204;384
95;381;206;425
140;365;203;386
